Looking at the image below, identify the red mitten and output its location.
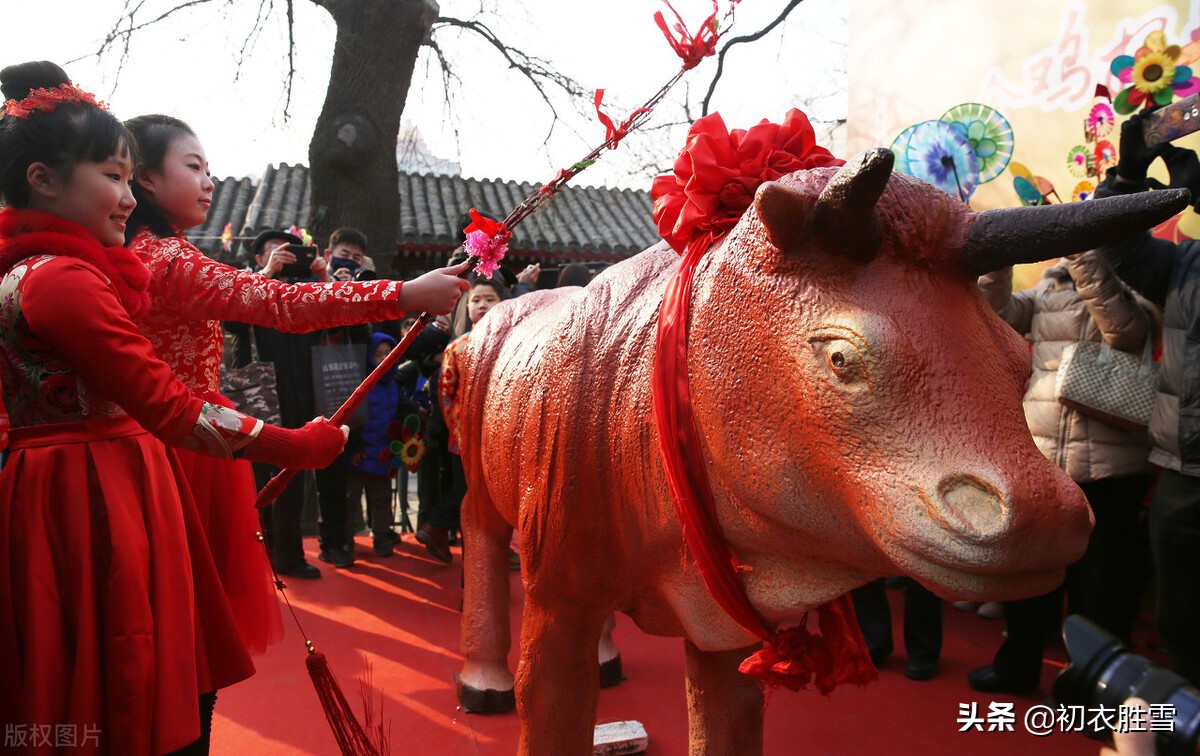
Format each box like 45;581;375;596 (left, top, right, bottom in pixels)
242;419;347;469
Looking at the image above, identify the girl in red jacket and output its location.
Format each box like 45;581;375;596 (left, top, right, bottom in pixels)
0;61;348;754
122;113;467;660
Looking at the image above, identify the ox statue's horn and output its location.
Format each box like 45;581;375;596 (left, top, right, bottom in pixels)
812;147;895;260
963;188;1191;274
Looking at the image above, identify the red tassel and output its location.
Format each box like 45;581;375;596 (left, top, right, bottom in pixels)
737;595;877;694
306;650;384;755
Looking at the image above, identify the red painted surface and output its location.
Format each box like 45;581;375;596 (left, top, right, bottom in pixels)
454;159;1099;753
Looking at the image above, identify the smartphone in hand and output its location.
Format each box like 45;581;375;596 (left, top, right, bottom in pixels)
1144;94;1200;148
278;244;319;279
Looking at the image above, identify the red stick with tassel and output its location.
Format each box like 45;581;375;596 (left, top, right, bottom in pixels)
254;309;441;510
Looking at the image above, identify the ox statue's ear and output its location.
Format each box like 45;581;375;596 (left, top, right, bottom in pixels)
962;188;1191;274
755;181;815;252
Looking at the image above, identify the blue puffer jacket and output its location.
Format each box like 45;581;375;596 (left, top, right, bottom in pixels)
350;332;402;476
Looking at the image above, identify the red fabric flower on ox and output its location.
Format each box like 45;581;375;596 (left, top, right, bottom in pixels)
651;108;843;257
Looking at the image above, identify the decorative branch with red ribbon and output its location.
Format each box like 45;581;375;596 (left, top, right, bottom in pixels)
257;0;747;508
455;0;744;276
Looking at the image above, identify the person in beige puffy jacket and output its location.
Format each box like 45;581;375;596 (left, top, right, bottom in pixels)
967;250;1159;694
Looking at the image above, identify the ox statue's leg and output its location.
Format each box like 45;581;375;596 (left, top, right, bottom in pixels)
458;486;516;713
516;598;606;755
684;640;764;756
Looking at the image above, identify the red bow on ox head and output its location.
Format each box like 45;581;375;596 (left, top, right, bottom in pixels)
651;108;844;258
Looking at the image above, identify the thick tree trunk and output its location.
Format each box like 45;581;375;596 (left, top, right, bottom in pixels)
308;0;439;275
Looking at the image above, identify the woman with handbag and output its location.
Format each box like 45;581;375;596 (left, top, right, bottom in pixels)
967;250;1159;694
122;114;469;659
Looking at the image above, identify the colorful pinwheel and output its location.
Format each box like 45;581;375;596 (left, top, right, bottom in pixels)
1087;102;1115;138
1067;145;1091;178
893;120;980;201
940;102;1014;183
1112;30;1200;114
1072;181;1096;202
1094;140;1117;173
1010;162;1058;206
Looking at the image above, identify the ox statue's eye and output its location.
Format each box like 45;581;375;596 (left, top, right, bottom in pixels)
811;336;870;387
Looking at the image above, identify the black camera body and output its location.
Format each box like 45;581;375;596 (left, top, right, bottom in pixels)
1053;615;1200;755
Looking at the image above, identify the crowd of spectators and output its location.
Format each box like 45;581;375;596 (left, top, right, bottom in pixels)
222;226;601;578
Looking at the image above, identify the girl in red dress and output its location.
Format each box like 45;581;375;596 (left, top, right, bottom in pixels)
0;62;349;755
121;114;469;658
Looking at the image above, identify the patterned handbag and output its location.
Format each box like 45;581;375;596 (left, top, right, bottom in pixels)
220;337;282;427
1054;339;1159;432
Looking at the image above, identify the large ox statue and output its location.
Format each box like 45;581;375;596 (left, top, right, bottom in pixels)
451;147;1186;754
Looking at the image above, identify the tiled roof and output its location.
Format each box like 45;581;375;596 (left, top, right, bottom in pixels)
185;164;659;265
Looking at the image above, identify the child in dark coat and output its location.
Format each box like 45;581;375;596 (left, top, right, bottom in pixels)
348;332;420;556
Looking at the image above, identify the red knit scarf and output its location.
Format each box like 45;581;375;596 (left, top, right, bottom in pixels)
0;208;150;319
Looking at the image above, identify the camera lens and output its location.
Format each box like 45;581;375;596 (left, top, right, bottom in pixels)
1053;615;1200;755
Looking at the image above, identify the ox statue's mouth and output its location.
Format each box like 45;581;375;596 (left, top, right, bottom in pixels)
900;552;1065;602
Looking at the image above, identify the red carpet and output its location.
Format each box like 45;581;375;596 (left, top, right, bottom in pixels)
212;536;1106;755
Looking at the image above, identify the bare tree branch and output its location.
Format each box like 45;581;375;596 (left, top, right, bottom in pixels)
431;15;589;143
424;38;465;158
284;0;296;118
701;0;805;115
233;0;275;81
69;0;222;65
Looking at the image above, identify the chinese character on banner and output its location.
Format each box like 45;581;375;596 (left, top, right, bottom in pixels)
81;724;101;747
957;702;986;732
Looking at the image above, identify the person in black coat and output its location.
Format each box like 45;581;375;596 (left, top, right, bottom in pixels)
1092;111;1200;685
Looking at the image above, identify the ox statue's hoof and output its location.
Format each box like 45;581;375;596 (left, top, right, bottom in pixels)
456;674;516;714
599;654;625;688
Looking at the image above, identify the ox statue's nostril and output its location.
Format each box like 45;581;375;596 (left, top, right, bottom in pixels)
933;475;1008;539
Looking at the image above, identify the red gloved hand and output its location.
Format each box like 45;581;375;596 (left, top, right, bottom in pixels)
242;417;348;469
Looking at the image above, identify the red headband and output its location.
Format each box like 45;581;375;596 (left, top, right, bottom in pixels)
1;82;107;120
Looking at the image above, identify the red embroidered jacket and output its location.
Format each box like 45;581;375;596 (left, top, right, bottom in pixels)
129;230;403;394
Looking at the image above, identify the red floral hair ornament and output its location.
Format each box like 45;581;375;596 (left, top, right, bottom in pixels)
651;108;876;695
1;82;108;120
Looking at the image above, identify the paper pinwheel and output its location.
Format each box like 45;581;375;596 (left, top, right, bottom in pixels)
941;102;1014;184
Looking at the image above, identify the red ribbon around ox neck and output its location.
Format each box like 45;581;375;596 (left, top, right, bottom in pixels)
650;109;877;693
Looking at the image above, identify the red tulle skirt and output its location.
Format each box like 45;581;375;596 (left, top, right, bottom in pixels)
174;391;283;656
0;416;254;755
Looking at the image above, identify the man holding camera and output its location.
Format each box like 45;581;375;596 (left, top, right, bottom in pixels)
1094;112;1200;686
